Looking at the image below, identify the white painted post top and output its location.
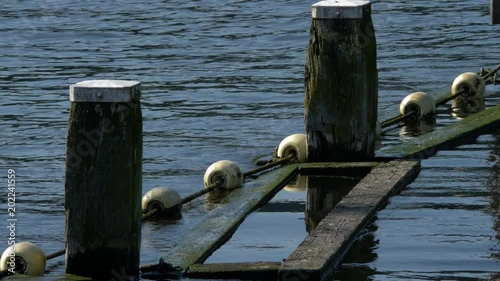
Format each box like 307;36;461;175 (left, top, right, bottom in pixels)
70;80;141;102
312;0;371;19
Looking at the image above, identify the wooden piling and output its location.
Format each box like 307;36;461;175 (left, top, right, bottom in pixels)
65;80;142;279
492;0;500;24
305;0;378;162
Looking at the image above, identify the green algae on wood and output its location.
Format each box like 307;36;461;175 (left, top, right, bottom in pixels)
187;262;280;280
379;105;500;159
159;164;299;271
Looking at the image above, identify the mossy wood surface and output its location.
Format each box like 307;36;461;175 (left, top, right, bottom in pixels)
65;101;142;279
379;105;500;159
305;16;378;161
278;160;421;281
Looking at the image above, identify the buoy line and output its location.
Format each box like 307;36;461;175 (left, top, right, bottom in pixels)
380;67;499;130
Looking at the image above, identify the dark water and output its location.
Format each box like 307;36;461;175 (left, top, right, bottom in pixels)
0;0;499;280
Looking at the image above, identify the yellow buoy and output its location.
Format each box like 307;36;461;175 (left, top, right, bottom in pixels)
0;242;46;276
204;160;243;190
451;72;485;98
399;92;436;117
277;133;307;163
141;186;182;214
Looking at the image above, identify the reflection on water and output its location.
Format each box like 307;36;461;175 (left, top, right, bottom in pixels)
305;176;361;232
333;221;378;281
452;97;486;118
205;174;362;263
399;117;436;137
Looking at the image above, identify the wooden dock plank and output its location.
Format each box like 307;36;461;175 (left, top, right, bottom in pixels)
187;262;280;280
378;105;500;159
278;160;421;281
158;164;299;270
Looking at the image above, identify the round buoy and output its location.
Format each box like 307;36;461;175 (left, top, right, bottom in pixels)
142;186;182;214
451;72;485;98
203;160;243;190
277;134;307;163
0;242;46;276
399;92;436;117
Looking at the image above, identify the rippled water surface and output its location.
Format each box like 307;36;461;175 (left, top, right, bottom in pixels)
0;0;499;280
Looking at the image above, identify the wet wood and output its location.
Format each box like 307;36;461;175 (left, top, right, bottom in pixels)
187;262;280;280
158;164;299;270
65;80;142;279
379;104;500;159
278;160;421;281
298;162;378;176
305;0;378;162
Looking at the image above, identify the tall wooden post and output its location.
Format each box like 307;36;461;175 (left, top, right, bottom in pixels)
492;0;500;24
305;0;378;162
65;80;142;279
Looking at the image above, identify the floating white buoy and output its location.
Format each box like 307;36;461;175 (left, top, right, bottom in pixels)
277;133;307;163
399;92;436;117
0;242;46;276
451;72;485;98
204;160;243;190
141;187;182;214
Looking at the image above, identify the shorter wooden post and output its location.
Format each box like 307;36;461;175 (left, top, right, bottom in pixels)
65;80;142;279
492;0;500;24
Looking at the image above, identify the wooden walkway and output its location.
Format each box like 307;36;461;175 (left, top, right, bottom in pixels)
153;104;500;281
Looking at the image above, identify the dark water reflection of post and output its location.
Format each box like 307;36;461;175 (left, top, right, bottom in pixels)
487;130;500;281
305;175;379;280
